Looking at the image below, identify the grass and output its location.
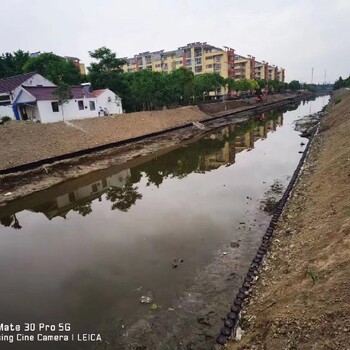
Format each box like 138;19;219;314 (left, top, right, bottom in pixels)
334;98;342;105
307;268;319;285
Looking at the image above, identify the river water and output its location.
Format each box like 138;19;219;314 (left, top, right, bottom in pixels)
0;96;329;349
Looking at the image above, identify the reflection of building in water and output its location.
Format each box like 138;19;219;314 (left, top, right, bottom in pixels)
234;131;254;153
199;126;236;170
253;113;284;141
200;141;235;170
29;169;131;220
198;113;284;171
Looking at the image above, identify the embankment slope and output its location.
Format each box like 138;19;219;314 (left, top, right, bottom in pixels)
228;89;350;349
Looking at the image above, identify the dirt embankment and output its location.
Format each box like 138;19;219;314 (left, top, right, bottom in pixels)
0;94;295;172
0;106;207;171
228;89;350;349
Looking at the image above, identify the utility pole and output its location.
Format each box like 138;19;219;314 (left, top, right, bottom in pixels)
311;67;314;84
323;69;327;84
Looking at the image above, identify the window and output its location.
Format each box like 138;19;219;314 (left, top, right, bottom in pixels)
0;94;11;106
195;57;202;65
206;64;213;68
195;66;202;73
78;100;84;110
206;56;213;60
91;183;98;193
51;102;59;112
89;101;96;111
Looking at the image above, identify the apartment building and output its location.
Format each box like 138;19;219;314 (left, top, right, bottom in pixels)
123;42;285;82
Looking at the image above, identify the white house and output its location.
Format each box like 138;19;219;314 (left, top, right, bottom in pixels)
0;72;123;123
0;72;55;120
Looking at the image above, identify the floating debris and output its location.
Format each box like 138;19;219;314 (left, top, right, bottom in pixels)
140;292;153;304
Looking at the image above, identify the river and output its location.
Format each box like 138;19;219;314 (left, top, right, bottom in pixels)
0;96;329;350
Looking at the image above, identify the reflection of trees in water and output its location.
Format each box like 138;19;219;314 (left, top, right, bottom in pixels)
0;214;22;230
106;181;143;212
72;202;93;217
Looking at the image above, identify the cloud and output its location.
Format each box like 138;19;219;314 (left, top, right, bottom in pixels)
1;0;349;83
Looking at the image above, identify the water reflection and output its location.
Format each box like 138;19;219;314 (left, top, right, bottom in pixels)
0;111;284;228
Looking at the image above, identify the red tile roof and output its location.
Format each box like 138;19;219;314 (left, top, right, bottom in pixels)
23;85;96;101
92;89;107;97
0;72;37;94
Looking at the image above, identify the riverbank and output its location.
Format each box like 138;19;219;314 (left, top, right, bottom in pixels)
227;89;350;349
0;94;296;172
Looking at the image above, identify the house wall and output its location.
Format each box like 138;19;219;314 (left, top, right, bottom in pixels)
37;98;100;123
96;90;122;115
0;105;14;119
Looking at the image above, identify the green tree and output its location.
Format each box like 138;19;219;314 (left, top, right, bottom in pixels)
194;73;225;101
288;80;301;91
0;50;30;78
168;67;195;105
53;82;73;120
23;53;81;84
88;47;126;73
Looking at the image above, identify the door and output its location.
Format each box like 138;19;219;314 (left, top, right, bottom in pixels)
19;105;28;120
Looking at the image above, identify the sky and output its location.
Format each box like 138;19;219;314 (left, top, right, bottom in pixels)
1;0;350;83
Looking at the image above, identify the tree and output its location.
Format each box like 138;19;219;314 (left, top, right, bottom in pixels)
0;50;30;78
288;80;301;91
53;82;73;121
194;73;225;101
23;53;81;84
88;47;126;73
168;67;195;105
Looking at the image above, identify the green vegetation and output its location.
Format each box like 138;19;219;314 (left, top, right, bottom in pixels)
334;75;350;90
334;98;342;105
53;82;73;120
1;116;11;123
0;50;30;78
307;267;319;285
23;53;81;85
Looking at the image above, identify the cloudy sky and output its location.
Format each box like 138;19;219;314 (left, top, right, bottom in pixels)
2;0;349;83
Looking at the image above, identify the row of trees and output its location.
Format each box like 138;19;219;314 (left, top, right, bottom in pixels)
334;75;350;90
0;51;81;84
1;48;306;113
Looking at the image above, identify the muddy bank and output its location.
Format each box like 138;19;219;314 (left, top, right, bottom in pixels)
227;89;350;349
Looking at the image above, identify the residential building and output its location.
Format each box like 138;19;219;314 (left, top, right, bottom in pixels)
64;56;86;75
0;73;122;123
122;42;285;83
